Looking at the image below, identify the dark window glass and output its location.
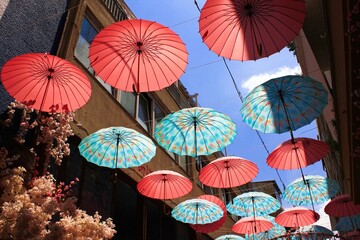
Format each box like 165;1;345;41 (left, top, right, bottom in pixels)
79;163;113;218
75;17;112;93
138;94;150;131
146;200;160;240
113;180;138;239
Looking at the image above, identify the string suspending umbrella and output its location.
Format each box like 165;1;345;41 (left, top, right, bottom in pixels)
155;107;237;171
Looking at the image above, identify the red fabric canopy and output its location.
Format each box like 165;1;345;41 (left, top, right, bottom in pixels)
89;19;188;93
275;207;319;228
199;156;258;188
232;216;273;235
199;0;306;60
137;170;192;200
324;194;360;217
267;137;329;170
1;53;91;113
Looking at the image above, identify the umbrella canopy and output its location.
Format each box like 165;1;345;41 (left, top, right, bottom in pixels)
154;107;237;170
190;195;227;233
199;0;306;61
89;19;188;93
171;198;223;225
245;215;286;240
267;138;330;170
136;170;192;200
324;194;360;217
199;156;258;188
240;75;328;134
227;191;281;217
282;175;340;207
78;126;156;168
300;224;334;235
275;207;320;228
232;216;273;235
1;53;92;113
215;234;245;240
336;214;360;232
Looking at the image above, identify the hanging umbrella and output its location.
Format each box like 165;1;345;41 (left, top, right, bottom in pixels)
232;216;273;235
78;126;156;168
136;170;192;200
325;194;360;217
190;195;227;233
89;19;188;93
227;191;281;217
282;175;340;212
245;215;286;240
240;75;328;135
300;224;334;235
171;198;223;225
154;107;237;170
215;234;245;240
343;231;360;240
267;138;329;170
1;53;92;113
336;214;360;232
198;0;306;61
199;156;258;188
275;207;320;228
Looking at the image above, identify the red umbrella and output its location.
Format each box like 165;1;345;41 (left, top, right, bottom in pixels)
1;53;92;113
89;19;188;93
232;216;273;235
199;156;258;188
324;194;360;217
137;170;192;200
275;207;320;228
199;0;306;61
267;138;329;170
190;195;227;233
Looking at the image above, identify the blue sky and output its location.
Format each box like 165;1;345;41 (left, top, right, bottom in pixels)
125;0;331;229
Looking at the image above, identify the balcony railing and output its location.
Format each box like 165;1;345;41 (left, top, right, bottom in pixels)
101;0;127;21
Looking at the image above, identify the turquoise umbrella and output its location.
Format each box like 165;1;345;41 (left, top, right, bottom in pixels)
240;75;328;136
245;216;286;240
78;126;156;168
227;191;281;217
154;107;237;170
282;175;340;212
336;214;360;232
171;198;223;224
215;234;245;240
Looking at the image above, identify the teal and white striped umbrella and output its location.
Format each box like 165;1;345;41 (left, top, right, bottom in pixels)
79;126;156;168
227;191;281;217
154;107;237;157
245;216;286;240
215;234;245;240
336;214;360;232
283;175;340;207
171;198;223;224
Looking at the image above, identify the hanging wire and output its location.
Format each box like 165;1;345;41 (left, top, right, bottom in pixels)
193;0;286;190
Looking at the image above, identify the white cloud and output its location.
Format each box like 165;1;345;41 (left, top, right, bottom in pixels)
315;200;332;230
241;65;302;93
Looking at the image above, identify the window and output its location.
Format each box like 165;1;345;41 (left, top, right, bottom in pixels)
75;17;112;93
178;155;191;175
120;91;136;117
138;94;151;131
